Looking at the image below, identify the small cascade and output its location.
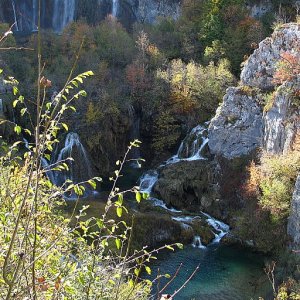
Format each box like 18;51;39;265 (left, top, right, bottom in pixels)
52;0;75;32
139;170;158;194
192;236;206;249
172;213;229;246
202;212;230;243
166;124;209;165
11;0;19;31
53;132;93;188
112;0;119;17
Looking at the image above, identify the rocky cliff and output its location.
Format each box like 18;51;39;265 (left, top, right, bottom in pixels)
0;0;182;32
208;23;300;248
209;24;300;158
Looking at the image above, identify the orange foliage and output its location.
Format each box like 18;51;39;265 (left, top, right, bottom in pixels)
241;161;261;199
273;51;300;84
125;63;149;95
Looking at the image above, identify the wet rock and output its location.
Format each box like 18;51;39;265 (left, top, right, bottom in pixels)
153;160;219;211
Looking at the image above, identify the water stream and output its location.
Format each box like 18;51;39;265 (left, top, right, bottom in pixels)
52;0;76;32
11;0;19;31
139;123;270;299
112;0;119;17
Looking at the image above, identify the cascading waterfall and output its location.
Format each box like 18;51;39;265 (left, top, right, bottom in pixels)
54;132;93;187
139;170;158;194
192;236;206;249
11;0;19;31
139;122;229;246
202;212;230;243
167;124;209;165
40;132;94;198
112;0;119;17
52;0;76;32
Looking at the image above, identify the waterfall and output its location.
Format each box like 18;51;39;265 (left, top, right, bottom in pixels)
52;0;76;32
167;124;209;165
172;213;230;246
54;132;93;187
192;236;206;249
32;0;38;31
112;0;119;17
202;212;230;243
139;170;158;194
11;0;19;31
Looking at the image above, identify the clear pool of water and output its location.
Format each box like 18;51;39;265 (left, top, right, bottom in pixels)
148;244;271;300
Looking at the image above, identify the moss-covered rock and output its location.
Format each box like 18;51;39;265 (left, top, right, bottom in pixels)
153;160;220;213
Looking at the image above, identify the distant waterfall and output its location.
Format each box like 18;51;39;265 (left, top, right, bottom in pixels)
32;0;37;31
11;0;19;31
41;132;95;198
52;0;75;32
54;132;93;186
112;0;119;17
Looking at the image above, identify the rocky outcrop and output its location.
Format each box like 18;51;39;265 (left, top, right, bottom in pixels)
208;87;263;159
241;24;300;91
153;160;220;212
288;175;300;248
264;78;300;154
209;24;300;159
247;0;272;18
134;0;181;23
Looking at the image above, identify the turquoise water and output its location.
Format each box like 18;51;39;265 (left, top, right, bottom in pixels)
148;244;271;300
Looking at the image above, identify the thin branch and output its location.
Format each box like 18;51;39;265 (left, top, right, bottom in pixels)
171;264;200;299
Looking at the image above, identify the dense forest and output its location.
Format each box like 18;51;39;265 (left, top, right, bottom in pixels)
0;0;300;299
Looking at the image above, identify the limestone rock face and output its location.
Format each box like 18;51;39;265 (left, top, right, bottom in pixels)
264;78;300;154
288;175;300;247
241;24;300;91
208;87;263;159
133;0;181;23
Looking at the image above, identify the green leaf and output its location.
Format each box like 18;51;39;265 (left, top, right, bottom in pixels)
115;238;121;250
20;108;27;116
62;123;68;132
24;128;31;136
135;192;142;203
176;243;184;249
13;86;18;96
14;125;21;135
165;245;174;251
145;266;151;275
116;207;123;218
13;99;19;108
134;268;140;277
117;194;123;206
128;279;134;288
88;179;96;190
